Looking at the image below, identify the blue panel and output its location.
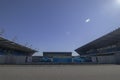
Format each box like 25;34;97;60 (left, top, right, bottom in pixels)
73;57;85;63
0;49;7;55
84;57;92;62
53;58;72;63
0;51;5;55
41;57;52;62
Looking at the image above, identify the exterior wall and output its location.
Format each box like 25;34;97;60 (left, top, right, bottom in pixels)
52;55;72;63
53;58;72;63
0;56;6;64
92;55;116;64
72;57;85;63
27;57;32;63
115;53;120;64
15;56;26;64
32;56;43;62
43;52;72;63
0;55;26;64
43;52;72;58
0;48;34;64
89;53;120;64
91;56;98;63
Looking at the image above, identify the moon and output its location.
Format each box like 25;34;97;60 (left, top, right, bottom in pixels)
85;18;90;23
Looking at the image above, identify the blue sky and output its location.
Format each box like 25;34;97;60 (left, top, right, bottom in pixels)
1;0;120;56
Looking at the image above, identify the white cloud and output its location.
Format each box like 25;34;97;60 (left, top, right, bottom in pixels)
85;18;90;23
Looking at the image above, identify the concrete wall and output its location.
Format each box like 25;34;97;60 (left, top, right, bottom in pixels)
115;53;120;64
0;56;6;64
91;56;98;63
92;55;116;64
27;57;32;63
15;56;26;64
0;55;27;64
32;56;43;62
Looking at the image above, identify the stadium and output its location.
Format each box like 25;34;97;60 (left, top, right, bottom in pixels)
0;37;36;64
75;28;120;64
0;36;82;64
2;28;120;64
43;52;72;63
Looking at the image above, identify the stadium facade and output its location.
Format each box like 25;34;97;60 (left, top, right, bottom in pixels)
32;56;43;62
43;52;72;63
0;37;36;64
75;28;120;64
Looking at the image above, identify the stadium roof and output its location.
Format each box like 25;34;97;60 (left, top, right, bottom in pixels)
43;52;72;54
0;37;37;53
43;52;72;55
75;28;120;54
